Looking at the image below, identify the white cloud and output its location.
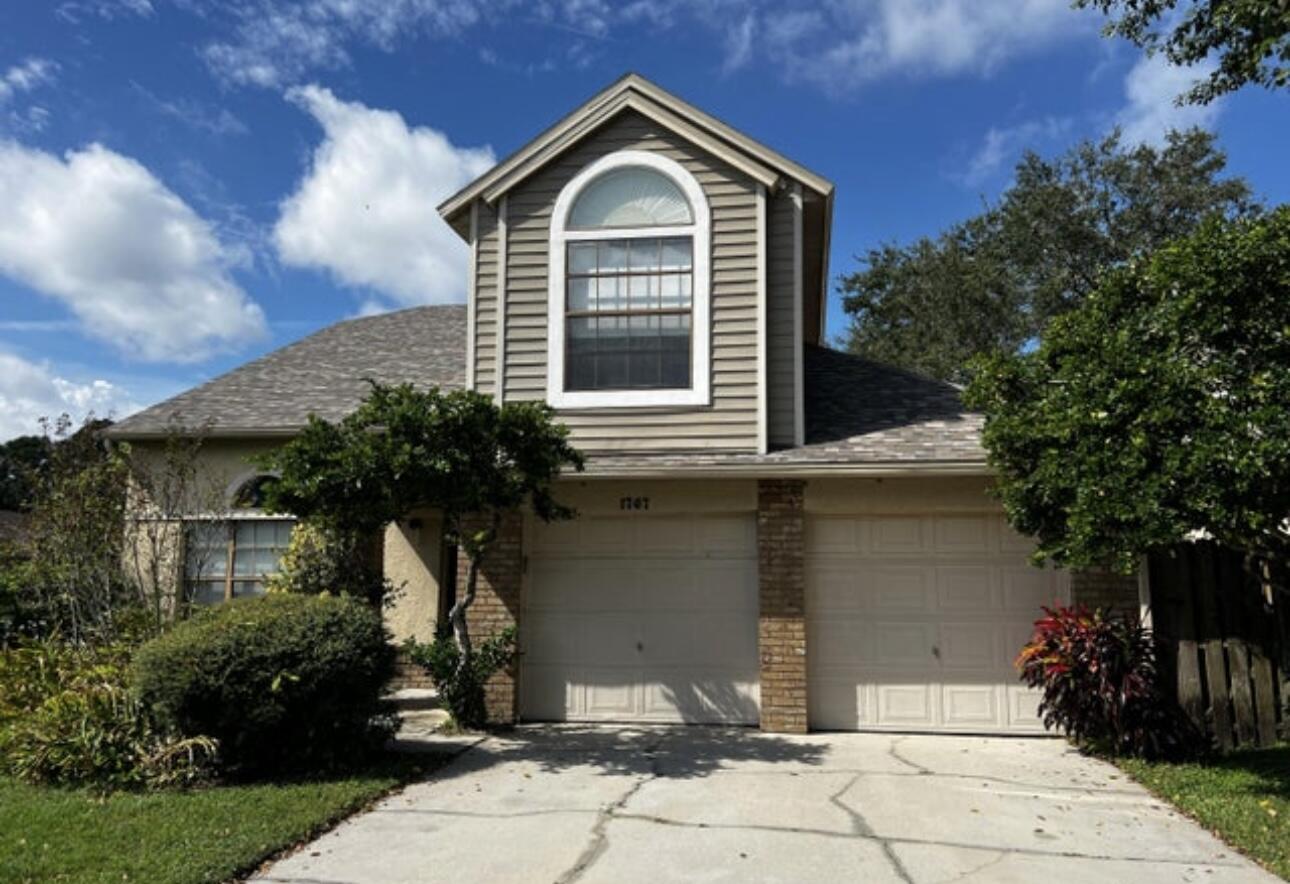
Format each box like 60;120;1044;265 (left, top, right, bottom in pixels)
762;0;1086;91
132;82;248;136
273;85;494;308
0;141;267;362
1117;54;1222;145
960;116;1073;186
202;0;493;88
722;14;756;74
0;350;143;441
189;0;1094;92
0;59;58;104
56;0;153;23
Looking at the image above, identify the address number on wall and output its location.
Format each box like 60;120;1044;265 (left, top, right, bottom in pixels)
619;496;650;512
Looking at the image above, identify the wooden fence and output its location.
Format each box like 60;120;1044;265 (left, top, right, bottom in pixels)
1148;542;1286;750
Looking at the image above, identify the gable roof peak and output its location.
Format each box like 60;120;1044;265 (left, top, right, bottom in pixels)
437;72;832;232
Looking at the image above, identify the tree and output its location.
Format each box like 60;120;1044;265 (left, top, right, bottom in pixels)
842;129;1255;383
0;435;52;511
1075;0;1290;104
21;417;131;644
964;207;1290;581
259;383;584;669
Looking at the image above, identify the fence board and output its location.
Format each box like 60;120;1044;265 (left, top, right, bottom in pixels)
1192;545;1235;750
1216;552;1257;745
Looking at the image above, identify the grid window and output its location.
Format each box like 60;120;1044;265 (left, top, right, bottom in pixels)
565;237;692;391
185;519;293;605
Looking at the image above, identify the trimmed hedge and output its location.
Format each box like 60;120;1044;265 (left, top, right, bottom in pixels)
131;594;396;774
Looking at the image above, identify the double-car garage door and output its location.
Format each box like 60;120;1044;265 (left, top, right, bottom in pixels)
519;508;1066;734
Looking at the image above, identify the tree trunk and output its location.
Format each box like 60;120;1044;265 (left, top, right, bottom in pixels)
448;552;479;676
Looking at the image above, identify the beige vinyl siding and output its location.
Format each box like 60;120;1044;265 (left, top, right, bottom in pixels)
502;110;760;453
802;192;827;346
766;188;798;449
473;201;499;394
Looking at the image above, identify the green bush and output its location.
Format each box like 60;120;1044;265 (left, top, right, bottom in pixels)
0;640;215;789
263;521;391;605
131;595;397;774
404;626;516;730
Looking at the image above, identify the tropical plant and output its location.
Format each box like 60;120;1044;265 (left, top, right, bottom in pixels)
131;594;396;774
0;640;215;789
1016;605;1204;759
404;627;517;729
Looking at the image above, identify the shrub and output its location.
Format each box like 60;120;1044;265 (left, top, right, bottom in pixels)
404;626;516;730
264;521;391;605
1016;605;1205;760
131;594;397;774
0;640;215;789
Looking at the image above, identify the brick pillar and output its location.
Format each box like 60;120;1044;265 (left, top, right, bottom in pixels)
757;478;808;733
459;511;524;725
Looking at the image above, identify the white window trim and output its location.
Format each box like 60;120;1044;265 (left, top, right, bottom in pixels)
547;150;711;409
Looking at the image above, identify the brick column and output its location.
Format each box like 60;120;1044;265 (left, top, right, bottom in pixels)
459;511;524;725
757;478;808;733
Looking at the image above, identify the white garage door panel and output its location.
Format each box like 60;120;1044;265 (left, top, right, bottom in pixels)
521;513;759;724
807;514;1067;735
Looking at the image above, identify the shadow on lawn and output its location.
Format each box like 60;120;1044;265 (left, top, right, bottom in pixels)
1205;744;1290;799
418;724;830;784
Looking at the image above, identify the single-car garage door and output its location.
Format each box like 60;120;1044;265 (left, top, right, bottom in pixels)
807;513;1068;734
520;512;760;724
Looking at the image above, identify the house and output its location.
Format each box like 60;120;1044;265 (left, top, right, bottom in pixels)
107;74;1140;735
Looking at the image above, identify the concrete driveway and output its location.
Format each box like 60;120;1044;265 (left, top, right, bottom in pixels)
251;726;1278;884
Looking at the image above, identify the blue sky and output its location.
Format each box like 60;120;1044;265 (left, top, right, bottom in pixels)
0;0;1287;440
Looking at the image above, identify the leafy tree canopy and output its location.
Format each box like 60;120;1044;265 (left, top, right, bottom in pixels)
964;207;1290;577
258;384;584;667
841;129;1255;383
259;384;584;543
1075;0;1290;104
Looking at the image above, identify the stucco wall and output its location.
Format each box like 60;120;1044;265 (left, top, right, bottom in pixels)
122;437;442;638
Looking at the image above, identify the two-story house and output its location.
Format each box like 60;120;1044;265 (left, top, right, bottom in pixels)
108;74;1138;735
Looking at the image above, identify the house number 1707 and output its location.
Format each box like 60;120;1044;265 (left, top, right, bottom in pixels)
619;496;650;511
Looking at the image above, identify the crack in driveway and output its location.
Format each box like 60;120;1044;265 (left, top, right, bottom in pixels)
552;731;668;884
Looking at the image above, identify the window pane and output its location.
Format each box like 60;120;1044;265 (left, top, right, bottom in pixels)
598;241;628;274
596;276;624;312
627;315;660;388
189;582;225;606
596;316;629;388
566;317;597;391
568;167;693;229
661;238;692;271
568;277;593;312
569;242;597;274
627;274;652;311
660;314;691;387
628;239;660;273
233;581;266;599
658;274;688;309
185;523;226;578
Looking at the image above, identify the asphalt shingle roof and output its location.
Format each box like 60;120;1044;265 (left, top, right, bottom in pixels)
110;311;986;470
107;305;468;438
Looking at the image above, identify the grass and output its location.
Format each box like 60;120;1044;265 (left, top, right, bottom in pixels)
1119;744;1290;880
0;755;448;884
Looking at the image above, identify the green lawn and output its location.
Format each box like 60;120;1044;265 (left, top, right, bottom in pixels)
1119;744;1290;880
0;755;446;884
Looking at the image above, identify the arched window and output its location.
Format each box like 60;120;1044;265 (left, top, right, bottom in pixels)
548;151;711;408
